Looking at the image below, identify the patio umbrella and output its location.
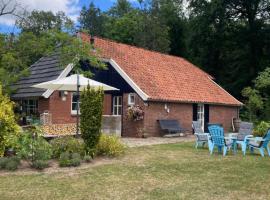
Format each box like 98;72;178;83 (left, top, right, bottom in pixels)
32;74;118;136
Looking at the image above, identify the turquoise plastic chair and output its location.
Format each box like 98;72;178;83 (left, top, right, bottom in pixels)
246;129;270;157
208;125;232;156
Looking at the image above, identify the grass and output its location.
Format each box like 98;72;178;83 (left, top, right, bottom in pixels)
0;142;270;200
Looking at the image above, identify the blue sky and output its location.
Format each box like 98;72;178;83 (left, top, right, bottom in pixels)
0;0;138;33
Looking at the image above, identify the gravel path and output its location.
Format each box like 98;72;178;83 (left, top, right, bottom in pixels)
121;135;195;147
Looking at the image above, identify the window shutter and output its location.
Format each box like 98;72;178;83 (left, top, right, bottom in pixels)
204;104;209;132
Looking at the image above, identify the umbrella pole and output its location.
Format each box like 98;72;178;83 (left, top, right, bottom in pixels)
76;72;80;137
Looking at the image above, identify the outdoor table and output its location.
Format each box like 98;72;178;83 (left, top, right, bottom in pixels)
224;135;237;154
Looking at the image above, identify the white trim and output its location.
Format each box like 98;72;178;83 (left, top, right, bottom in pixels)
42;63;74;98
208;77;243;106
104;59;149;101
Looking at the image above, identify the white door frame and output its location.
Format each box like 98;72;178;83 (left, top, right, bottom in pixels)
197;104;205;130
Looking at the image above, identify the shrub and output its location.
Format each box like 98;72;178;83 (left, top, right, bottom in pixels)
96;134;125;157
50;136;85;158
254;121;270;137
0;157;8;169
5;160;19;171
0;156;21;171
59;152;71;167
59;152;81;167
80;85;104;154
83;155;92;163
0;84;20;156
31;160;49;170
71;153;81;167
16;131;52;162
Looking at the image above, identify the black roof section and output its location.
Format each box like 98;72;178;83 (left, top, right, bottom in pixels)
11;54;64;99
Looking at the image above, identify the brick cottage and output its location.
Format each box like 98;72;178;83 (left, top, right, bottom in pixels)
12;32;242;137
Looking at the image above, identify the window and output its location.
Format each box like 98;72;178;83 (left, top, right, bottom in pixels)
71;92;80;115
113;96;122;115
21;99;38;115
128;93;135;106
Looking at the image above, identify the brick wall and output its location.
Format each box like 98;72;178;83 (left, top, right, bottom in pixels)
144;102;193;137
122;93;145;137
39;91;239;136
209;105;238;132
38;92;112;124
38;97;49;113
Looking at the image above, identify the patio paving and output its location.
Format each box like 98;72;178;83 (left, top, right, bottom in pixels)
121;135;195;147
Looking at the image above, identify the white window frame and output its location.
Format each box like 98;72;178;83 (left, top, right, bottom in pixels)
197;104;205;130
128;93;136;106
71;92;80;115
113;96;122;116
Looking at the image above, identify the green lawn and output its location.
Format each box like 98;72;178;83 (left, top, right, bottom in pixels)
0;142;270;200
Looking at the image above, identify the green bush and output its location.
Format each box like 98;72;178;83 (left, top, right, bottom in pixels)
59;152;81;167
0;157;8;169
31;160;49;170
50;136;85;158
96;134;125;157
5;160;19;171
254;121;270;137
16;131;52;161
71;153;81;167
59;152;71;167
0;84;20;156
80;85;104;154
0;156;21;171
83;155;92;163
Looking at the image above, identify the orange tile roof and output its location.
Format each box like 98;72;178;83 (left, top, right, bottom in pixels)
79;33;242;106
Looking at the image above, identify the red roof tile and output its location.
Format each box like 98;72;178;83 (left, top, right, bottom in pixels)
79;33;242;106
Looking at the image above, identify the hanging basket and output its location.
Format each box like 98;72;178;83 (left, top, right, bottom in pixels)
127;105;144;121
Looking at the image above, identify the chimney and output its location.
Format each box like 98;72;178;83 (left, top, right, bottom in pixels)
90;35;95;45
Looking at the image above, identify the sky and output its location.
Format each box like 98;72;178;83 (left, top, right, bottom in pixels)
0;0;138;33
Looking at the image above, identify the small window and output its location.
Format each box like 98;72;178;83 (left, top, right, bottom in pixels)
128;93;136;105
21;99;38;115
71;92;80;115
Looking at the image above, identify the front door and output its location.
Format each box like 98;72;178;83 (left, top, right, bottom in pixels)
197;104;204;130
112;96;122;115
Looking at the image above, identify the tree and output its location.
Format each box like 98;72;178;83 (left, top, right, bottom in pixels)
80;86;104;156
16;11;74;35
187;0;270;98
0;83;20;156
0;31;104;94
0;0;19;17
108;0;133;18
79;2;105;36
241;67;270;121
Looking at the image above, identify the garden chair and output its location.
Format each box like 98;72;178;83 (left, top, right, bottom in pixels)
235;122;253;155
208;125;233;156
192;121;210;149
246;129;270;157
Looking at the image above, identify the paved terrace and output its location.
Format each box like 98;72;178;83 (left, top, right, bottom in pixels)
121;135;195;147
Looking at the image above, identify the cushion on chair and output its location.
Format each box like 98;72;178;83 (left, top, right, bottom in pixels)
225;140;233;146
249;141;261;148
237;134;246;141
196;134;208;141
